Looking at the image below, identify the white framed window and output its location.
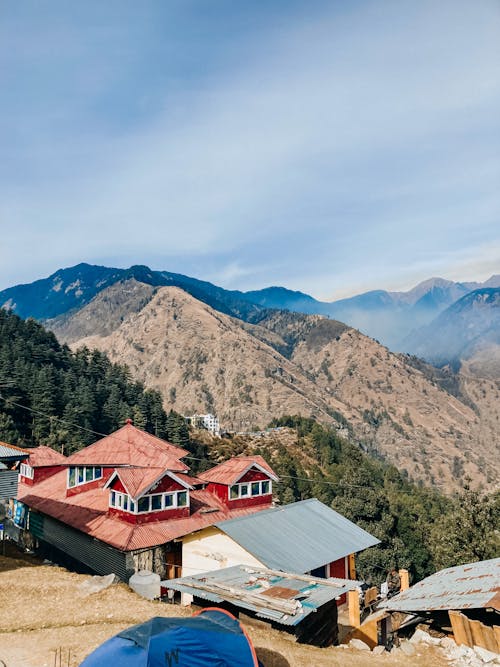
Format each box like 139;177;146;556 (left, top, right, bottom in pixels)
109;489;189;514
229;480;272;499
20;463;34;479
68;466;104;488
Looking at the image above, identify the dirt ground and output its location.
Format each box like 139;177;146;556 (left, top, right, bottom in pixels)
0;549;450;667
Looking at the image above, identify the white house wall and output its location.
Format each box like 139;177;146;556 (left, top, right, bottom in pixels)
181;527;263;604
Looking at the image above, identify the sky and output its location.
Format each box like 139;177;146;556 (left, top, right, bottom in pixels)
1;0;499;300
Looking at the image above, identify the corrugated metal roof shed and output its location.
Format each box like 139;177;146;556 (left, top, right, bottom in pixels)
381;558;500;613
166;565;361;626
216;498;380;573
0;441;29;461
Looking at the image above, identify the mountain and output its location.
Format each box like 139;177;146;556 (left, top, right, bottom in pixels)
2;263;499;354
0;263;264;322
48;280;499;492
403;288;500;376
240;277;500;350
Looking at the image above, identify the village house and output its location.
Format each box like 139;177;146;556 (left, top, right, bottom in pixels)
12;420;279;579
11;420;379;588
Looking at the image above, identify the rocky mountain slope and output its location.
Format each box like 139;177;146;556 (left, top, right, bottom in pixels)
49;281;499;492
3;263;499;355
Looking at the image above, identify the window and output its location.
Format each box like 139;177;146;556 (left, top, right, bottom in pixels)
109;489;190;514
20;463;34;479
229;480;272;499
151;494;162;511
138;496;150;513
68;466;104;488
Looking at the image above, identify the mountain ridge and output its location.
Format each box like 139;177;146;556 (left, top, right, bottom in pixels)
47;280;500;493
2;263;498;355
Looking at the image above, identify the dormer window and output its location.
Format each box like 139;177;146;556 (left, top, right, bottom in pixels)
20;463;34;479
230;480;271;500
110;490;189;514
68;466;103;488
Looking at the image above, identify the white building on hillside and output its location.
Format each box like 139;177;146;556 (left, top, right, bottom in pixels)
187;413;220;436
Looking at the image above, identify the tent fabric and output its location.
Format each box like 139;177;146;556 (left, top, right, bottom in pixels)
79;608;259;667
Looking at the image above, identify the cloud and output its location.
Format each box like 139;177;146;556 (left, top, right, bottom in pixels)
0;0;499;295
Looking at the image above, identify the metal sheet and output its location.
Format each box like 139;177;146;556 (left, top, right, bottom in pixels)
30;512;134;581
0;470;19;499
216;498;380;573
166;564;360;627
381;558;500;613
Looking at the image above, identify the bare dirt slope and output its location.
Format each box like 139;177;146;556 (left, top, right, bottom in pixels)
0;553;449;667
49;283;499;492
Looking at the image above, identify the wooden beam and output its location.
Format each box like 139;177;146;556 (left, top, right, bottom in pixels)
242;566;358;590
493;626;500;653
399;569;410;591
348;589;360;628
469;619;486;650
449;611;469;647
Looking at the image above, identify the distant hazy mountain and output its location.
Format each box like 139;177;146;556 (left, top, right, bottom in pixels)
402;288;500;374
240;276;500;349
1;262;498;357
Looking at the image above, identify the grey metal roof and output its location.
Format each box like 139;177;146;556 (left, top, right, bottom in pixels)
216;498;380;573
0;442;28;462
166;564;361;626
381;558;500;613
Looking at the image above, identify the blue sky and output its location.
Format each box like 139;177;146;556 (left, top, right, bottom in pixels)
1;0;499;299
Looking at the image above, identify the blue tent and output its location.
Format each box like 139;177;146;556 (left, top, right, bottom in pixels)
80;608;260;667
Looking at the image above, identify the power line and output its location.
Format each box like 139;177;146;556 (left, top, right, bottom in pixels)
0;393;369;490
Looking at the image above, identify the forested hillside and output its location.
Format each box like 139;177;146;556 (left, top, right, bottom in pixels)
0;309;498;584
201;417;499;584
0;309;189;452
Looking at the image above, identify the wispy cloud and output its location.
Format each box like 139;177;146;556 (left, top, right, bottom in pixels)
0;0;499;296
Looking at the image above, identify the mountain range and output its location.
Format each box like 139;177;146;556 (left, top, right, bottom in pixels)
1;263;499;362
1;263;499;492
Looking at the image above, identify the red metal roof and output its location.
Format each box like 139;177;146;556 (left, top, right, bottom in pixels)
199;455;278;486
27;446;67;467
65;423;188;471
107;468;194;500
18;473;273;552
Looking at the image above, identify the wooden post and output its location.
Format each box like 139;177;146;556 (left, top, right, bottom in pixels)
494;626;500;654
399;569;409;591
481;625;497;653
348;589;360;628
469;619;486;650
348;553;356;580
449;611;469;647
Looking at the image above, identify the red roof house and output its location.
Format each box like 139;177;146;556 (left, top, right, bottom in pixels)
15;421;279;581
19;445;67;486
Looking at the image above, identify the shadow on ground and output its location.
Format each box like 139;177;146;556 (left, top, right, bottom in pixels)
256;647;291;667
